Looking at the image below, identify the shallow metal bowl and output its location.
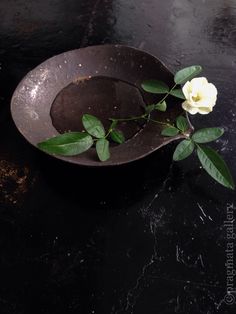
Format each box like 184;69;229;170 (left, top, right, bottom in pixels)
11;45;184;166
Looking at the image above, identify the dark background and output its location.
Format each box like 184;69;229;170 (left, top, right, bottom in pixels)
0;0;236;313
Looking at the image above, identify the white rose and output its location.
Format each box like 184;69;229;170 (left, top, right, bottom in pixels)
182;77;217;115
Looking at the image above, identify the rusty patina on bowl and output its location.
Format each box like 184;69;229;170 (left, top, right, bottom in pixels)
11;45;185;166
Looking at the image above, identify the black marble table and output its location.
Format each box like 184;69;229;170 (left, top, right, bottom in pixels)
0;0;235;313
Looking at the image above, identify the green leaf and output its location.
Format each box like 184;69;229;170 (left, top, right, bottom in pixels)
192;127;224;143
145;104;155;114
169;89;186;99
110;130;125;144
174;65;202;84
176;116;189;132
82;114;105;138
38;132;93;156
141;80;169;94
155;101;167;112
161;126;179;137
197;144;235;189
145;101;167;113
173;139;195;161
110;120;118;129
96;138;110;161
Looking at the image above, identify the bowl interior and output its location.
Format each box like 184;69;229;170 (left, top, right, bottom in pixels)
50;76;146;142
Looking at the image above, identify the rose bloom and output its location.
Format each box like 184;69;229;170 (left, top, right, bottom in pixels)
182;77;217;114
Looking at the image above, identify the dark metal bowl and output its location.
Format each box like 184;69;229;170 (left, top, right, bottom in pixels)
11;45;185;166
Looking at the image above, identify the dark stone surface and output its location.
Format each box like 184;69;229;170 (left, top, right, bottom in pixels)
0;0;236;313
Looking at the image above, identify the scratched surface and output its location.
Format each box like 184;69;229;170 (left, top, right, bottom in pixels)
0;0;236;313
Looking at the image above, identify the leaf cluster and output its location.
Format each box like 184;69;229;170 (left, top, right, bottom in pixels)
141;65;202;115
38;114;125;162
162;121;234;189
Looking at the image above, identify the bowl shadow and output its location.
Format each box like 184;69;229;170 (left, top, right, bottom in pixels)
37;143;176;212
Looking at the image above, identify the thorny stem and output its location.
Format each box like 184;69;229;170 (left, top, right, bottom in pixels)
142;116;173;127
110;113;173;129
185;111;194;132
157;83;177;105
109;113;148;123
109;83;178;125
106;83;193;140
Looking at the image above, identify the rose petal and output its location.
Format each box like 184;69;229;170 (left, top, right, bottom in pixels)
197;106;213;114
182;101;199;114
182;81;192;99
190;77;208;90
